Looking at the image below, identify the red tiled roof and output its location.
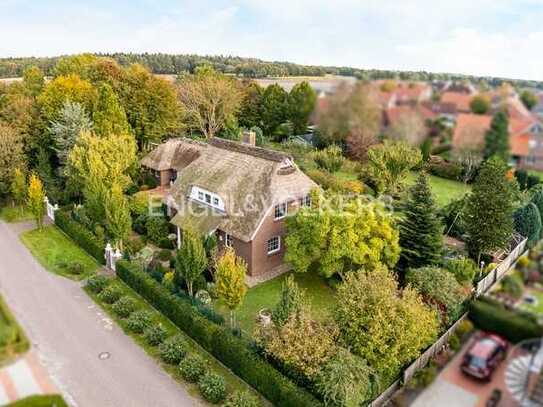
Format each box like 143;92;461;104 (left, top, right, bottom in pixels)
441;91;474;113
385;105;437;126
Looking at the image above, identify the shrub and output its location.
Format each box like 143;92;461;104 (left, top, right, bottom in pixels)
125;235;145;255
455;319;474;339
86;275;110;293
515;169;529;190
223;391;261;407
143;324;168;346
112;296;138;318
444;257;478;284
146;217;169;245
98;285;123;304
305;169;342;191
115;260;321;407
55;210;105;264
528;175;540;190
159;335;188;364
448;333;461;352
179;354;208;382
427;159;462;181
312;145;345;172
156;249;173;262
469;298;543;343
406;361;438;390
501;274;524;299
126;310;153;334
198;373;227;403
133;214;148;235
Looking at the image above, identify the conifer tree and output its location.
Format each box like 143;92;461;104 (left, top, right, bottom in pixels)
484;111;509;162
513;202;541;248
92;83;131;137
398;172;443;272
463;157;515;261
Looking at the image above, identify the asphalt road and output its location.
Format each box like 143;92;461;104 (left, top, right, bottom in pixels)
0;221;199;407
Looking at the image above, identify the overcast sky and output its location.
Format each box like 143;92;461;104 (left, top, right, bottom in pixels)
1;0;542;80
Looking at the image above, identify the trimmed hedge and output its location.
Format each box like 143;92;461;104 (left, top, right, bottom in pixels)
55;210;105;264
116;260;321;407
469;298;543;343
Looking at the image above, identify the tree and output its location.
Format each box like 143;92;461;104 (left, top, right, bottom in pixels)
49;101;92;171
469;95;490;114
11;168;26;207
22;66;45;97
335;267;439;383
238;81;263;129
521;90;538;111
444;257;478;285
105;183;132;251
513;202;542;248
174;228;207;297
285;195;400;278
26;173;45;230
406;267;467;325
272;275;307;328
177;66;242;139
215;247;247;328
363;140;422;195
119;64;181;147
463;157;515;261
288;81;317;134
315;348;377;407
92;83;131;137
387;111;426;146
531;189;543;238
37;74;97;122
54;53;98;78
260;84;288;138
398;172;443;272
0;123;26;198
484;111;509;162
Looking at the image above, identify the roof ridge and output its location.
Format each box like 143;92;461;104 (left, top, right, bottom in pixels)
208;137;290;162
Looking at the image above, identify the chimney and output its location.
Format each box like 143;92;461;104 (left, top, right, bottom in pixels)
241;130;256;146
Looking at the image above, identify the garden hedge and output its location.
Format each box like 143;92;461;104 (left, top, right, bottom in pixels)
469;297;543;343
115;260;321;407
54;210;105;264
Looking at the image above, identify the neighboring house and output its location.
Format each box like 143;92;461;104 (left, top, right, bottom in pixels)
440;91;475;115
452;113;543;169
374;81;432;109
141;133;317;278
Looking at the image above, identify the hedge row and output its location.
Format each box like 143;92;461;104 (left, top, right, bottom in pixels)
55;210;105;264
116;260;321;407
469;297;543;343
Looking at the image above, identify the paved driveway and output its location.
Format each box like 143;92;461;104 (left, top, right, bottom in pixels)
0;221;199;407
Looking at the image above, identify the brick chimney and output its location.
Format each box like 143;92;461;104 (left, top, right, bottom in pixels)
241;130;256;146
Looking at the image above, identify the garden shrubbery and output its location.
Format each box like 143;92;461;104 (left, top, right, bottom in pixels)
55;210;105;264
159;335;188;364
198;372;227;403
223;391;261;407
426;158;462;181
126;310;153;334
179;354;208;382
312;145;344;173
143;324;168;346
112;296;138;318
86;275;110;293
97;285;123;304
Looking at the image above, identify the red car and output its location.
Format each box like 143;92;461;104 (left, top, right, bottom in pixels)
461;333;508;381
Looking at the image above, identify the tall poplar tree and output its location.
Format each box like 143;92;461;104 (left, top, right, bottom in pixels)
174;229;207;297
92;83;131;137
398;172;443;273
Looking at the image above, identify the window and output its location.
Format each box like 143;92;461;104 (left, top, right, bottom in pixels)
205;193;211;204
213;197;219;206
191;186;225;211
274;203;287;220
267;236;281;254
299;195;311;208
225;233;233;248
198;191;204;200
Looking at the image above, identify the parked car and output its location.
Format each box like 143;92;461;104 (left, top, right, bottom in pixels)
461;333;508;380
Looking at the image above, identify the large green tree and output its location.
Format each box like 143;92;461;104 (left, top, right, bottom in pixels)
285;195;400;278
521;90;538;111
174;228;207;297
0;123;26;198
484;111;509;162
260;84;288;138
288;81;316;134
463;157;515;261
513;202;542;247
272;275;307;328
238;81;263;129
105;183;132;251
22;66;45;97
92;83;131;137
398;172;443;272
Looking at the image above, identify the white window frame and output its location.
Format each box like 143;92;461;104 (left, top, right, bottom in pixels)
225;233;233;248
274;203;287;220
299;195;311;208
267;236;281;254
190;186;225;211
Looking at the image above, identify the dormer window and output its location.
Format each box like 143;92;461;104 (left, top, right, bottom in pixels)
190;186;225;211
205;193;211;204
299;195;311;208
274;203;287;220
280;158;294;169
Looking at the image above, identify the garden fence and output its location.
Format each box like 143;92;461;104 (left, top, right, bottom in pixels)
475;238;527;296
44;196;58;222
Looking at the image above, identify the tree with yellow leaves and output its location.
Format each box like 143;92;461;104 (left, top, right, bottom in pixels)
26;173;45;230
215;248;248;329
105;183;132;251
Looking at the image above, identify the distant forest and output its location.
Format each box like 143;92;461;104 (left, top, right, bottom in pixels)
1;52;541;89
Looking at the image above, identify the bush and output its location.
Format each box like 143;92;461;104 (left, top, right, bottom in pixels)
312;145;345;172
98;285;123;304
427;159;462;181
448;333;461;352
146;217;169;245
86;275;110;293
159;335;188;364
455;319;474;340
156;249;173;262
125;235;145;255
515;169;529;190
133;214;149;235
143;324;168;346
501;274;524;299
469;298;543;343
112;296;138;318
198;373;227;404
444;257;478;284
223;391;261;407
126;310;153;334
115;260;321;407
55;210;105;264
406;361;438;390
179;354;208;382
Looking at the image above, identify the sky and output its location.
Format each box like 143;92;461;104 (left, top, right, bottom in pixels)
1;0;543;80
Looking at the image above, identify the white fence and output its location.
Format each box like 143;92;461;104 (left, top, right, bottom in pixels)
104;243;122;271
44;196;59;221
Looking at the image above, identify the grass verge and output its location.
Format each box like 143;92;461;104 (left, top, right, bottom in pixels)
406;172;470;207
5;395;68;407
20;226;99;281
0;294;29;366
0;206;33;223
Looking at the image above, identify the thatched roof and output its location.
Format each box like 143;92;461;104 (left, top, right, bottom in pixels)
143;137;317;242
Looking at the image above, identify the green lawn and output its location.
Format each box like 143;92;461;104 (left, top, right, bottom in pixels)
5;395;68;407
0;294;29;365
0;206;33;223
216;271;337;334
519;289;543;315
86;278;269;405
406;172;470;207
20;226;99;280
